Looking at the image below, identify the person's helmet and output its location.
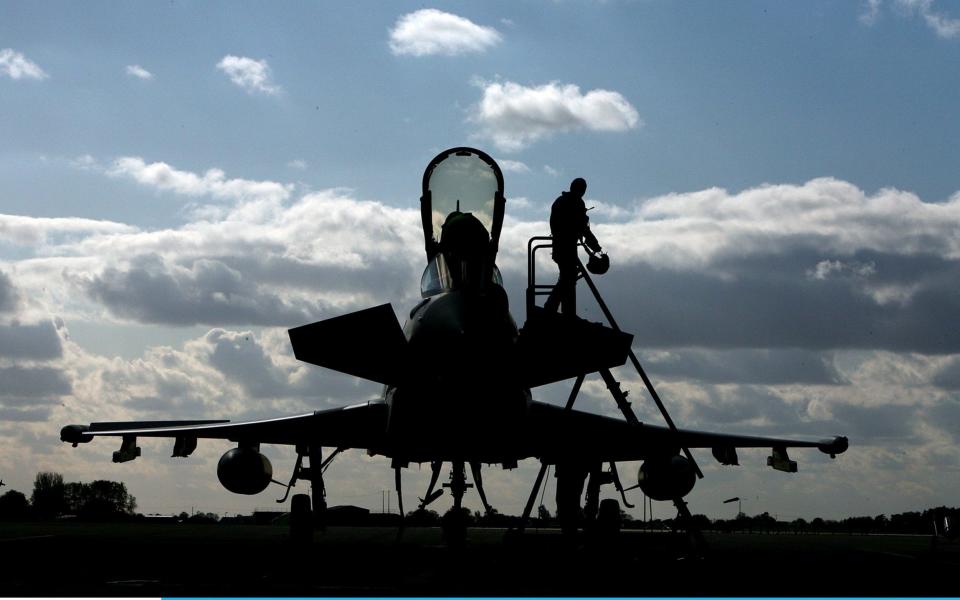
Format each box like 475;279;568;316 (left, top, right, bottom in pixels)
570;177;587;197
586;252;610;275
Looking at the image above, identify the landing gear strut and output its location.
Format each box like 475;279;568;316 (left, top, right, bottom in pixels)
441;461;471;546
418;461;444;509
278;445;343;542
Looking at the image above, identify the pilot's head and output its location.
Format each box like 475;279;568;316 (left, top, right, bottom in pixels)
570;178;587;198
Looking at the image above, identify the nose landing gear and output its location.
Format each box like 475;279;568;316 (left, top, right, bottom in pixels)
440;461;472;547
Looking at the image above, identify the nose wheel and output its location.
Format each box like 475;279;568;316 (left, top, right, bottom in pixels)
441;461;471;546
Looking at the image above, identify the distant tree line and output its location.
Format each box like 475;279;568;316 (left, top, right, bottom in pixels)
645;508;960;536
2;473;955;534
0;471;137;522
403;505;958;536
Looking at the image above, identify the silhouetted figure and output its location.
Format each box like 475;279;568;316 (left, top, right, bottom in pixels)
555;462;588;536
544;178;602;316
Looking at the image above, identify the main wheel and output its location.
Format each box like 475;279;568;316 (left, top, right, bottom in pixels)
441;507;468;548
290;493;313;544
597;498;622;537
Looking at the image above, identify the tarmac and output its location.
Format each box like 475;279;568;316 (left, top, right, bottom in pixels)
1;522;957;596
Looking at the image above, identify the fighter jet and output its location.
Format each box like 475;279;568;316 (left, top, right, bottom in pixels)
61;147;848;543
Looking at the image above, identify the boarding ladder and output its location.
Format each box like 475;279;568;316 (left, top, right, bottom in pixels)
520;237;705;541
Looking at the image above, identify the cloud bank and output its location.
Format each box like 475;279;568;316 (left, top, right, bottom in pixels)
3;156;960;518
107;157;293;204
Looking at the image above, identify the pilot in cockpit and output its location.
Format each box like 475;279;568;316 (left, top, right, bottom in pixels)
438;209;491;289
419;148;508;299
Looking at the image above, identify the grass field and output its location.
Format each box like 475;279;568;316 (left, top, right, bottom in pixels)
1;521;957;596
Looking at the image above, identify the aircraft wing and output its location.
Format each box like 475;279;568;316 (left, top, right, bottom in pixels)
526;400;847;470
288;303;407;386
61;402;389;453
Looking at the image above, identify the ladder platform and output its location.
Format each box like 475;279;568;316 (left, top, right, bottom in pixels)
517;306;633;388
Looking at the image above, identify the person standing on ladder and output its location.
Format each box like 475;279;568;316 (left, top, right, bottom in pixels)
544;178;604;316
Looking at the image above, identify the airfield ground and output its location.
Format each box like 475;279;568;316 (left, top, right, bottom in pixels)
1;522;957;596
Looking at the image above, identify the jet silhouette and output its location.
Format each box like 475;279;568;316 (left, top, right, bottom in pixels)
62;147;848;543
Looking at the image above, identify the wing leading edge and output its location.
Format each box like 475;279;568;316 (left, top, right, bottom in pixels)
61;402;389;451
525;400;848;470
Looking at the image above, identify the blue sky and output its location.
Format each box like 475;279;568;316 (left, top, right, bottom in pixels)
2;1;960;520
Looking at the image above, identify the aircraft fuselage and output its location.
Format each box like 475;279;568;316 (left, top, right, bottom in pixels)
384;287;530;464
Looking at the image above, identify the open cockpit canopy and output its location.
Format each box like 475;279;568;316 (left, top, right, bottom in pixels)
420;147;505;260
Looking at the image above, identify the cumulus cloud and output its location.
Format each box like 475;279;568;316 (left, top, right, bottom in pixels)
931;356;960;389
867;0;960;37
807;259;877;281
0;214;137;247
470;80;640;151
287;159;307;170
642;349;846;386
216;55;281;95
389;9;501;56
498;159;530;174
0;321;63;360
107;157;293;204
0;366;71;399
0;271;18;313
125;64;153;80
860;0;883;25
9;164;422;327
897;0;960;38
82;255;323;326
613;178;960;267
594;250;960;354
0;48;48;80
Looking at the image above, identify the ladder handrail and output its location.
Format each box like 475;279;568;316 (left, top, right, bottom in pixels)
526;236;556;318
524;235;703;479
575;258;705;480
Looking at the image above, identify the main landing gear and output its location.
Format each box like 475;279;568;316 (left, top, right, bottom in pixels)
276;445;343;543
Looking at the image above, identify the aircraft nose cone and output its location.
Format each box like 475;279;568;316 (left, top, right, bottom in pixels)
408;291;516;375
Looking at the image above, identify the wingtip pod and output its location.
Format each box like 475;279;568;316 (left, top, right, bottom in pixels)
818;436;849;458
60;424;93;446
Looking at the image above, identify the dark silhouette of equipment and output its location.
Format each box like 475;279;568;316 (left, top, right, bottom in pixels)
522;235;710;549
216;444;272;495
723;496;743;518
585;250;609;275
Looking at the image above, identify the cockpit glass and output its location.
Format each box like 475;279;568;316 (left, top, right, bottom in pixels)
420;254;450;297
420;255;505;297
427;152;498;235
